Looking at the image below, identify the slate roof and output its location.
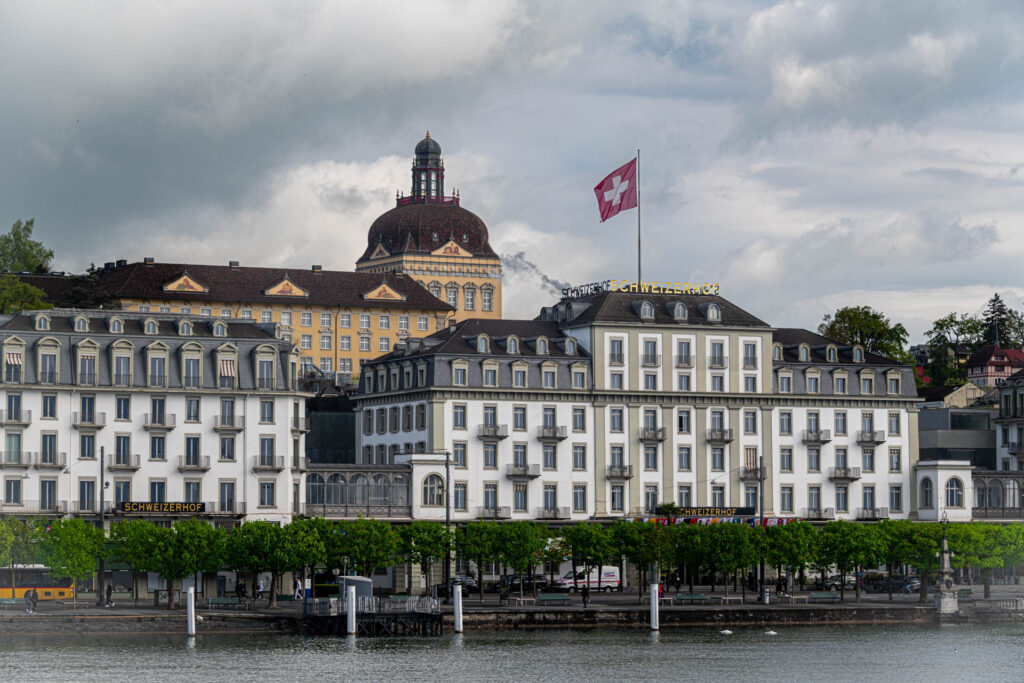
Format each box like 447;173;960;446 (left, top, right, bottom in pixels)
772;328;902;366
372;318;583;362
94;262;452;311
358;202;497;261
917;385;962;403
548;291;770;329
0;309;276;340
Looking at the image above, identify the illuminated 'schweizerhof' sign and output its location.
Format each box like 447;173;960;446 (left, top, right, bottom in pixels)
561;280;721;299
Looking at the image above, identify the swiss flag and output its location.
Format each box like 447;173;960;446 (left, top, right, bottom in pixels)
594;158;638;222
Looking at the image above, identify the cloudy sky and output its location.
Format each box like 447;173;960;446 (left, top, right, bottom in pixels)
3;0;1024;342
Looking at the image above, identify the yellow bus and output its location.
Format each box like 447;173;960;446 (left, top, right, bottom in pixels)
0;566;74;600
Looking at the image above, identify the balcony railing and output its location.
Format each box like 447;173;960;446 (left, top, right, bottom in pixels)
0;452;31;468
0;500;67;514
477;506;512;520
802;429;832;444
674;355;695;368
113;374;132;387
213;415;245;431
1008;443;1024;455
252;455;285;472
856;507;889;520
802;507;835;520
143;413;176;430
709;356;728;369
537;506;571;520
640;427;667;442
257;378;275;390
740;466;763;481
505;464;541;479
0;410;31;426
828;467;862;482
205;501;247;516
856;430;886;445
706;429;734;443
292;454;308;471
72;412;106;428
606;465;633;479
641;354;661;367
70;501;114;514
149;375;167;388
108;454;141;471
742;357;758;370
34;452;67;469
608;353;624;366
178;455;211;472
291;417;310;432
78;372;96;386
38;371;57;384
477;424;509;440
537;426;568;440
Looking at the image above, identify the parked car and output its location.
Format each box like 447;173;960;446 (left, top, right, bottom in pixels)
434;574;480;597
869;576;921;594
816;575;856;591
506;574;550;592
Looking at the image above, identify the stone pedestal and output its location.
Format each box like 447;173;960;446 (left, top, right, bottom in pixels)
936;532;958;616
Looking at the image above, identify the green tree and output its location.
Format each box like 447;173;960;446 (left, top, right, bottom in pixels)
0;219;54;274
901;523;942;604
765;521;818;591
109;519;161;605
399;521;452;595
561;522;612;592
38;518;103;607
609;521;673;602
457;521;500;604
0;275;50;314
875;519;918;601
703;523;763;598
330;518;399;578
670;523;705;593
924;312;984;385
819;520;883;602
150;519;224;609
818;306;911;363
497;521;548;598
948;523;1004;599
982;293;1024;347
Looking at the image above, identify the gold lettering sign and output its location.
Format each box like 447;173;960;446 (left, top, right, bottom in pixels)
118;502;207;514
676;507;755;517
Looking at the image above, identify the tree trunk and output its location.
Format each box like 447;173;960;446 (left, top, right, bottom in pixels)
887;562;894;601
854;565;861;603
477;555;485;605
167;578;175;610
571;554;578;593
8;564;14;601
983;569;992;599
919;571;930;603
270;574;278;608
689;563;695;594
638;567;645;604
133;572;139;607
839;571;846;602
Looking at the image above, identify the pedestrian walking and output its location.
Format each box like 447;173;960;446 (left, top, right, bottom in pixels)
293;577;303;600
106;583;114;607
581;585;590;608
25;590;32;614
256;580;264;602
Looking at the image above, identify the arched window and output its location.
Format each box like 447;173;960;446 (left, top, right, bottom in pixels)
773;345;782;361
306;473;325;506
673;303;687;321
110;319;123;333
1006;480;1020;509
799;346;809;361
214;321;227;337
945;477;964;507
988;482;1002;508
920;478;934;509
35;315;49;331
75;317;88;332
536;338;548;355
854;347;864;362
640;302;654;320
827;347;837;362
349;474;368;505
422;474;444;506
371;474;390;505
392;474;409;506
975;483;987;509
327;474;346;505
707;304;721;321
145;320;158;335
477;337;489;353
179;321;192;336
507;337;519;354
565;339;576;354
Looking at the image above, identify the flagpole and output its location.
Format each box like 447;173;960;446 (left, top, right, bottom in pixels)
636;148;642;281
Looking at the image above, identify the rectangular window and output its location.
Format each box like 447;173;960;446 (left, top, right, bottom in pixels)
378;337;391;353
677;485;692;508
219;435;235;461
41;394;56;419
260;400;274;423
610;408;623;432
808;448;820;472
359;336;370;352
39;353;56;383
744;376;756;392
610;373;623;389
184;481;201;504
644;373;657;390
573;445;586;470
260;481;276;507
417;316;428;331
40;433;57;462
780;447;792;472
711;375;724;392
115;396;130;421
888;377;900;394
677;446;691;471
572;407;585;432
610;446;624;468
889;448;901;472
644;486;658;513
711;342;724;367
379;314;390;330
483;368;497;386
745;485;758;509
300;335;312;350
464;289;476;311
78;354;95;385
513;368;526;387
260;310;273;324
711;485;725;507
4;478;21;505
338;336;351;351
149;356;166;386
113;480;130;506
80;433;95;459
300;312;312;327
454;483;467;511
862;448;875;472
711;447;724;471
808;485;821;511
573;484;586;512
544;407;557;429
482;289;493;312
678;374;691;391
779;376;791;393
513;444;527;467
781;486;793;513
611;485;624;512
483;483;497;510
319;312;331;328
150;480;166;503
219;482;236;513
889;485;902;512
835;412;847;435
543;370;556;388
861;377;873;394
835;376;847;394
779;411;792;435
744;410;757;434
543;444;556;470
320;335;332;350
453;442;467;468
808;375;820;393
513;406;526;430
186;398;200;423
644;445;657;471
513;484;527;512
743;343;756;368
836;447;848;469
836;485;848;512
677;409;691;433
183;357;200;388
114;356;131;386
453;405;466;429
453;367;467;386
573;370;586;389
888;412;901;435
863;485;875;510
483;443;497;469
149;434;165;461
543;484;556;510
79;480;95;512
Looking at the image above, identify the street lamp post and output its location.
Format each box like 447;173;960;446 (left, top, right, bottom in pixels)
759;454;766;602
443;450;451;602
96;446;106;607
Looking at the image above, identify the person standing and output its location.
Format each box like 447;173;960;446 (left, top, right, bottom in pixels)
293;577;303;600
106;583;114;607
581;584;590;608
256;580;264;602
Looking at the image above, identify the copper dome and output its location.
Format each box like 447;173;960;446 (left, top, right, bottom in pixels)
359;202;497;261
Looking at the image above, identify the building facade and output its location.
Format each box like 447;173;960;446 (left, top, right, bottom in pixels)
95;262;452;380
0;309;309;527
355;134;503;320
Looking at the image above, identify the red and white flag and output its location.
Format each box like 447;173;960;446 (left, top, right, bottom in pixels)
594;158;638;222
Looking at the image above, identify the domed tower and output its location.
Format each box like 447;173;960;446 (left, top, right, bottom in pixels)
355;133;503;321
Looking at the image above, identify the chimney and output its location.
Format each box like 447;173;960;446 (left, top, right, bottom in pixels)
311;265;322;274
143;257;155;265
229;261;239;270
115;259;127;268
103;262;115;270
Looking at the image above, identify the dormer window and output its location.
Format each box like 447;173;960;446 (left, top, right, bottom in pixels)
144;318;158;335
536;338;549;355
672;302;687;321
827;346;837;362
566;339;577;355
109;318;123;333
74;317;88;332
507;337;519;355
477;336;489;353
706;304;721;322
35;315;49;331
853;347;864;363
773;344;782;361
640;301;655;320
799;345;809;362
213;321;227;337
179;321;192;336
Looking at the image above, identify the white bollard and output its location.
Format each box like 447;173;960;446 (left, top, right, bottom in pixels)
649;583;659;631
187;587;196;637
454;584;463;634
346;585;357;636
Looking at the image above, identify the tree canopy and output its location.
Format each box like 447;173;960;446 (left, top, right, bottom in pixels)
981;293;1024;347
0;219;54;274
818;306;910;363
0;274;50;314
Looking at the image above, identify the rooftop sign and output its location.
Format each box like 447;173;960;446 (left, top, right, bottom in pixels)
561;280;721;299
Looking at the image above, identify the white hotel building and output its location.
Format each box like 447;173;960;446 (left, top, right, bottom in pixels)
0;309;309;528
354;290;920;523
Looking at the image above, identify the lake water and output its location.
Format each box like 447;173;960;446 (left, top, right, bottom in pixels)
0;623;1020;682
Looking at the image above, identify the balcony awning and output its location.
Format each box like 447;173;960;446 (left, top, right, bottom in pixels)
219;358;236;376
5;353;21;365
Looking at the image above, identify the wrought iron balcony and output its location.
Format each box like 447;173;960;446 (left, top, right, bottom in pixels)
34;452;67;469
709;356;728;369
802;507;835;520
674;355;695;368
252;455;285;472
505;464;541;479
856;507;889;520
0;500;67;514
143;413;176;430
108;454;141;471
740;466;763;481
856;430;886;445
641;427;667;442
706;429;734;443
205;501;246;516
292;454;308;471
742;357;758;370
1008;443;1024;455
606;465;634;479
641;354;661;367
213;415;245;431
70;501;114;514
828;467;862;482
178;455;211;472
477;506;512;520
291;417;310;432
608;353;624;366
0;452;31;468
537;506;571;520
72;412;106;429
802;429;832;445
537;426;568;440
477;424;509;440
0;410;31;426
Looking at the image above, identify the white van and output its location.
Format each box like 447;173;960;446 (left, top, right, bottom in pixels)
555;566;621;592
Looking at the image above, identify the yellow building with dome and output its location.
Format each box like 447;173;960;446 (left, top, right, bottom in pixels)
355;133;503;320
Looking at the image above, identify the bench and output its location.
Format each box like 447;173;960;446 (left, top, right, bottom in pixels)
777;594;808;604
205;597;242;610
675;593;709;605
0;598;21;611
957;589;973;600
641;594;674;606
712;595;742;605
536;593;570;606
809;591;839;603
57;601;90;609
511;597;536;606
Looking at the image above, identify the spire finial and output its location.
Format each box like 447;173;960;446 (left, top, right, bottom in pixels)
425;130;431;138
